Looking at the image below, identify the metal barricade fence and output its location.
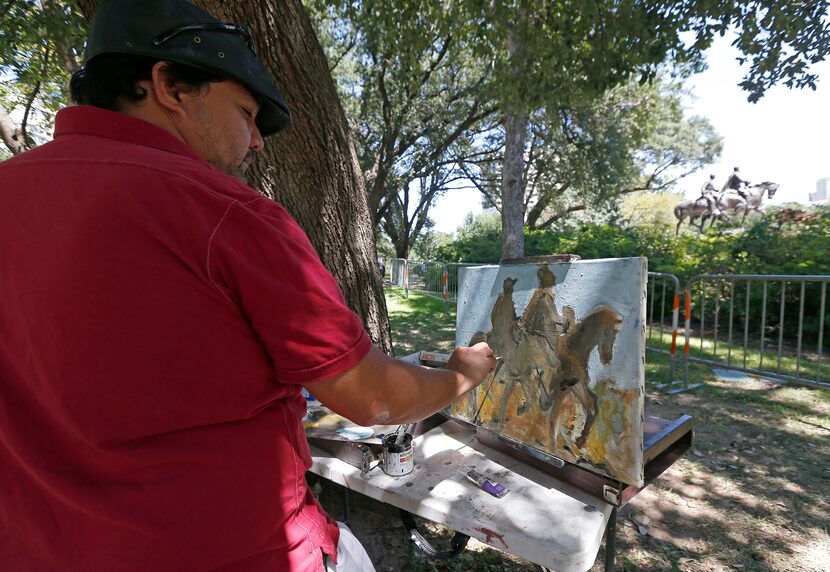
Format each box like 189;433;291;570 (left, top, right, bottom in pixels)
645;272;683;389
388;258;407;288
405;260;447;301
386;259;478;305
680;274;828;390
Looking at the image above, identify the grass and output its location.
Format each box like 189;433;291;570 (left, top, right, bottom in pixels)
313;287;830;572
385;287;457;357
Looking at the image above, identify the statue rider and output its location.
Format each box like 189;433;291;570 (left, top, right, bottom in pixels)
699;173;718;214
722;166;750;200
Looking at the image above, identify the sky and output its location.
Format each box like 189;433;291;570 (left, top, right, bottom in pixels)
429;33;830;234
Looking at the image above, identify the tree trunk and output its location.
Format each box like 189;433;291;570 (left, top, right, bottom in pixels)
501;110;528;259
76;0;393;354
0;106;28;155
500;25;528;261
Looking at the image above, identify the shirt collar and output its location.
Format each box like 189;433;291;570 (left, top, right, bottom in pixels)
54;105;204;163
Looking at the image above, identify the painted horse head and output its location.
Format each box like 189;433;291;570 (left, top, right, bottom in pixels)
565;305;623;367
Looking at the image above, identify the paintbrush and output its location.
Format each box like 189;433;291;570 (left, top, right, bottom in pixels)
394;423;410;445
472;356;504;424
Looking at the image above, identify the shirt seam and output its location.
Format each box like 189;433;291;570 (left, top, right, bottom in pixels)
206;201;242;305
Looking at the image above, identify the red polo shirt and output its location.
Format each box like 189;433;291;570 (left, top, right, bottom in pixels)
0;106;372;571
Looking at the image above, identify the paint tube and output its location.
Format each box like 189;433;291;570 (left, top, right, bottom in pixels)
461;469;509;498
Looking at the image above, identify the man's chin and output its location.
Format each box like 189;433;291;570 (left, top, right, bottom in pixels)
227;165;249;183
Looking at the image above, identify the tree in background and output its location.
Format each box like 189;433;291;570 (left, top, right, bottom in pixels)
620;190;685;228
0;1;86;155
311;0;828;260
475;0;830;258
459;77;722;231
306;0;498;259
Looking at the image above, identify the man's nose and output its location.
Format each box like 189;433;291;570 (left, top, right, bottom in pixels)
250;125;265;153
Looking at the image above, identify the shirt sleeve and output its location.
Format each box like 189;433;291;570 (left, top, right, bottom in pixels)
208;197;372;384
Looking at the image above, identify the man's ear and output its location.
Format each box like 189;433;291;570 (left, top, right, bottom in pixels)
149;61;189;120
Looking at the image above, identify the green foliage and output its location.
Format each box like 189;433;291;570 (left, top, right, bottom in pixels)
434;210;502;262
620;190;684;227
434;206;830;343
467;77;722;230
410;229;455;262
374;229;396;260
0;1;87;150
305;0;493;255
436;206;830;279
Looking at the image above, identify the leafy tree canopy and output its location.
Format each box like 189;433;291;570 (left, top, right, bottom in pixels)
0;0;86;154
459;76;722;228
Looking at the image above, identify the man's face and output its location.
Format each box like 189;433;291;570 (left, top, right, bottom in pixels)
180;80;265;181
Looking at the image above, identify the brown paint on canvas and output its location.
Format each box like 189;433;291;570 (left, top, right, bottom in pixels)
452;264;636;478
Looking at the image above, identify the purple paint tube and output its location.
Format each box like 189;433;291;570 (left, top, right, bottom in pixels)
463;469;509;498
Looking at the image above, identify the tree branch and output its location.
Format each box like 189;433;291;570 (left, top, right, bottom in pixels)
0;105;26;155
328;35;356;73
20;45;50;147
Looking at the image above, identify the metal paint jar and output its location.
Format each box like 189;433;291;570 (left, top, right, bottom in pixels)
381;433;414;476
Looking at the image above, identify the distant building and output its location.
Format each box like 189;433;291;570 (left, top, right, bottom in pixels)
810;177;830;203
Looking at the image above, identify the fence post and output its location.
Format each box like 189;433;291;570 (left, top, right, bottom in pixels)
666;280;702;394
647;272;686;393
669;289;680;381
680;285;693;392
442;264;449;310
404;259;409;298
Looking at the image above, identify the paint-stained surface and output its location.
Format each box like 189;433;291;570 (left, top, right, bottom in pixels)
451;258;646;486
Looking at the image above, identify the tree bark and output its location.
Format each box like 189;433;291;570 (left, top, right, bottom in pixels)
500;110;528;259
76;0;393;354
499;25;528;260
0;106;27;155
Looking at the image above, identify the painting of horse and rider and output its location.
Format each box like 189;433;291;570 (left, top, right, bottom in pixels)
674;167;779;235
451;257;647;487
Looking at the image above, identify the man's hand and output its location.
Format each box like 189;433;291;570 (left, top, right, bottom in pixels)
446;342;496;395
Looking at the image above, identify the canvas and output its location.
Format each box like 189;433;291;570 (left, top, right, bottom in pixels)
451;258;646;486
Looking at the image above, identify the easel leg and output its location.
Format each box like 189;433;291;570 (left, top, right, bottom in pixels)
604;506;617;572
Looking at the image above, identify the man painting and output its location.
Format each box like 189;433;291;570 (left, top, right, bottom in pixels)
0;1;494;570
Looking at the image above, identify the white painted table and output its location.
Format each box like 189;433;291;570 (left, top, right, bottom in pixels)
308;419;614;572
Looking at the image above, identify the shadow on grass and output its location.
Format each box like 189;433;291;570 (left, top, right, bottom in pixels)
627;365;830;571
386;288;457;357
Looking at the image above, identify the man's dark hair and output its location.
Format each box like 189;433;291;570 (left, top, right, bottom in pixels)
70;53;226;110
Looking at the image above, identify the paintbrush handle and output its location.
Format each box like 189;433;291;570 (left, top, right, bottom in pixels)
472;357;504;424
394;424;408;444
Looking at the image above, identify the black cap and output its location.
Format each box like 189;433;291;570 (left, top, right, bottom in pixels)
85;0;291;136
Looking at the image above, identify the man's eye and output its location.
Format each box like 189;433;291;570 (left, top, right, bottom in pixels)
242;108;254;118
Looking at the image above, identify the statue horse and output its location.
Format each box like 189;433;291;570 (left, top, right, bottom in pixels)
674;197;721;236
704;181;779;227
